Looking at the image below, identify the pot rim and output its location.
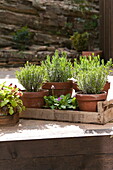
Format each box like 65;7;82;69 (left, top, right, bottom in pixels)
22;90;49;97
76;91;107;101
42;81;72;89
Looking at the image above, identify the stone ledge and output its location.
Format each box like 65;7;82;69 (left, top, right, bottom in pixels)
0;46;77;67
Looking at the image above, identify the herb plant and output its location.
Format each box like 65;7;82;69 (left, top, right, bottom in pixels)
16;62;46;92
42;50;72;82
44;93;78;110
73;55;112;79
76;67;108;94
0;83;25;115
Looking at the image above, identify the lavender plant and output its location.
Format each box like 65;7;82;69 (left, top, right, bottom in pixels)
41;50;72;82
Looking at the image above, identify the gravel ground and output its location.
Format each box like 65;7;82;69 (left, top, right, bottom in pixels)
0;68;21;78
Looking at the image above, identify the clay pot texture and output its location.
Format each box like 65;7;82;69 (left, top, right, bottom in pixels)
21;90;49;108
82;50;102;57
76;91;107;112
73;81;110;93
72;82;80;92
42;81;72;97
102;81;110;93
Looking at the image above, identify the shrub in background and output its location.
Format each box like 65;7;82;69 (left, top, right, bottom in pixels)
12;26;31;50
70;32;89;52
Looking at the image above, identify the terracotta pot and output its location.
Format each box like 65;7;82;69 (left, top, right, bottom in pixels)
0;112;19;126
72;82;80;92
76;91;107;112
102;81;110;93
82;50;102;57
42;81;72;97
73;81;110;93
21;90;49;108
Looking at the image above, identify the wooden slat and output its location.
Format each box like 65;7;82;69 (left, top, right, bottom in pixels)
0;136;113;169
20;100;113;124
0;136;113;159
20;108;104;124
103;107;113;124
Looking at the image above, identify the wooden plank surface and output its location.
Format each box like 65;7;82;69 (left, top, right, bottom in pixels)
20;108;104;124
0;136;113;169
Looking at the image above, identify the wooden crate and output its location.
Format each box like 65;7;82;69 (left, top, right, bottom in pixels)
20;100;113;125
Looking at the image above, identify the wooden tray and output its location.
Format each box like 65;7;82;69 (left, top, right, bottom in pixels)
20;100;113;125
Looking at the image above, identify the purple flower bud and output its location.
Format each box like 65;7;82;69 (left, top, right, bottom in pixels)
57;97;62;101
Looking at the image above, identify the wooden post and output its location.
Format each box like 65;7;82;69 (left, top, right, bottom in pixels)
100;0;113;60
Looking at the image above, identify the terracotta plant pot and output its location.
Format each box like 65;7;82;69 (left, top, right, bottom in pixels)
42;81;72;97
102;81;110;93
76;91;107;112
72;82;80;92
73;81;110;93
82;50;102;57
21;90;49;108
0;112;19;126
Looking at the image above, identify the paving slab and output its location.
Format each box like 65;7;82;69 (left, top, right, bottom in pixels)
0;119;113;142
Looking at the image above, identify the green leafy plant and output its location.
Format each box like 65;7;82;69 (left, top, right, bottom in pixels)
76;67;108;94
16;62;46;92
70;0;99;51
12;26;31;50
44;93;78;110
41;50;72;82
70;32;89;52
73;55;112;79
0;83;25;115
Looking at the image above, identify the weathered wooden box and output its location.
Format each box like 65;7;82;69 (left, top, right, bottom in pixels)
20;100;113;125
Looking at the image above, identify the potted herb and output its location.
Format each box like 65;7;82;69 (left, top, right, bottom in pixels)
76;66;108;112
0;82;25;125
16;62;48;108
72;56;112;93
42;50;73;97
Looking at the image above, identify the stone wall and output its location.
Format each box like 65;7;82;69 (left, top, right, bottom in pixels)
0;0;99;67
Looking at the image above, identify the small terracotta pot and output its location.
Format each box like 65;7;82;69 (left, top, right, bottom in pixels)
102;81;110;93
42;81;72;97
82;50;102;57
76;91;107;112
21;90;49;108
